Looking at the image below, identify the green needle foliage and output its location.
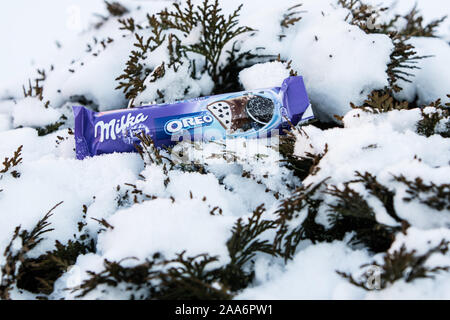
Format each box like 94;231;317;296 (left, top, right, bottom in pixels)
274;171;413;257
154;252;232;300
0;202;97;298
159;0;253;84
3;0;449;300
279;132;328;180
352;172;407;225
116;0;261;100
0;145;23;178
22;69;47;101
105;1;129;17
416;98;450;138
339;0;446;38
350;90;410;113
222;204;279;291
386;34;429;93
74;253;232;300
274;180;328;261
338;239;450;290
381;5;447;38
115;16;166;100
16;238;95;295
36;121;65;136
0;202;62;299
325;182;401;253
73;204;282;299
280;4;304;29
393;175;450;211
338;0;388;34
338;0;433;93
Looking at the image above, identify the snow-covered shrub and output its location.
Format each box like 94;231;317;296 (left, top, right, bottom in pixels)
0;202;61;299
338;238;449;290
0;145;22;178
115;0;268;105
416;98;450;138
349;90;409;114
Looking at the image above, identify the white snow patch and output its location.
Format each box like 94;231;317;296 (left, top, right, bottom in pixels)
394;37;450;106
237;241;370;299
12;98;61;128
239;61;291;90
96;198;235;264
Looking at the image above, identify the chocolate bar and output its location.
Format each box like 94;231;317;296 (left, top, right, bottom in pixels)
73;76;313;160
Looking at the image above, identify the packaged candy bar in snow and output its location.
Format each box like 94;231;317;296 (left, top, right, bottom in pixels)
73;76;314;160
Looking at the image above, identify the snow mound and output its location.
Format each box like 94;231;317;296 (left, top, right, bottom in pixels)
12;98;61;128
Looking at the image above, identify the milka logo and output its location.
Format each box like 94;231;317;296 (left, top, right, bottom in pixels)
95;112;148;142
164;112;213;135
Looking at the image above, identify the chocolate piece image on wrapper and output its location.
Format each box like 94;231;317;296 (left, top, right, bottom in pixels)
206;101;232;130
207;96;253;133
246;95;275;124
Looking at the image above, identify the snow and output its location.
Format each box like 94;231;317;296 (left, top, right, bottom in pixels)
303;108;450;187
0;150;144;259
394;37;450;106
363;227;450;300
96;198;235;264
0;114;11;132
365;0;450;41
390;227;450;256
235;105;450;299
239;61;291;90
238;0;394;121
51;253;107;300
12;97;62;128
44;38;135;111
238;241;370;300
0;0;449;300
295;108;450;230
309;110;450;293
135;60;208;105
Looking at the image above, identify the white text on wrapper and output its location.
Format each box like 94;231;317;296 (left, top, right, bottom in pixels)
94;112;148;142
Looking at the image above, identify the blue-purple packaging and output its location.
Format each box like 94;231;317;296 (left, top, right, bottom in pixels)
73;76;313;159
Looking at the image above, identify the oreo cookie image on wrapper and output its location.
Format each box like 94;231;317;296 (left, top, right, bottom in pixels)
73;76;314;160
246;96;275;124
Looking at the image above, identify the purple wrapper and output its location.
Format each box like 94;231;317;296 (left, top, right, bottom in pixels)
73;76;313;160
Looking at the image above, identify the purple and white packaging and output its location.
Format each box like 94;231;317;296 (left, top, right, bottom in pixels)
73;76;313;160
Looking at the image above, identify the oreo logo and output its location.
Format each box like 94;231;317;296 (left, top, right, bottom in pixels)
164;112;214;134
